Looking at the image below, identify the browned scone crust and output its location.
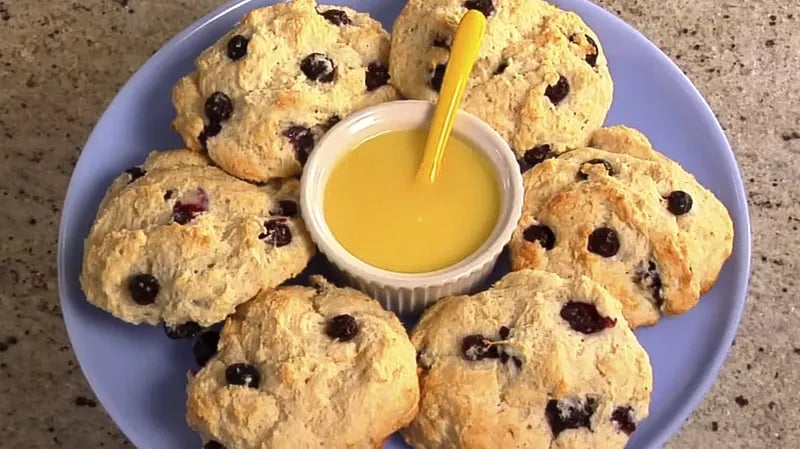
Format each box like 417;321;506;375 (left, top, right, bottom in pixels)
509;126;734;327
172;0;397;182
187;277;419;449
405;270;652;449
389;0;613;163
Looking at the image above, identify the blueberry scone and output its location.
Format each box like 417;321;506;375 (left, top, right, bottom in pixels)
405;270;652;449
509;126;734;327
172;0;397;182
390;0;613;167
187;277;419;449
80;150;315;332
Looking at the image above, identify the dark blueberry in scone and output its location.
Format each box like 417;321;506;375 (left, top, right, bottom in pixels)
319;9;351;26
588;227;620;257
326;314;359;342
225;363;260;388
301;53;336;83
205;92;234;123
462;334;496;361
578;158;614;180
125;166;146;182
172;188;209;225
128;274;159;305
283;126;315;164
545;75;570;105
259;219;292;247
204;442;225;449
523;224;556;250
365;62;391;91
666;190;693;215
545;397;596;437
518;144;553;172
611;405;637;435
227;35;249;61
560;301;616;334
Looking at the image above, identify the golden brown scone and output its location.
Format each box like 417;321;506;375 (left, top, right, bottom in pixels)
405;270;652;449
587;126;735;295
80;150;315;330
172;0;397;182
510;126;734;327
390;0;613;165
187;277;419;449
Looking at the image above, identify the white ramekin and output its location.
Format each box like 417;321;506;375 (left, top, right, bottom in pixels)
300;100;523;315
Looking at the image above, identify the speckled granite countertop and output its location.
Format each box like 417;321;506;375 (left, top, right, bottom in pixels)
0;0;797;448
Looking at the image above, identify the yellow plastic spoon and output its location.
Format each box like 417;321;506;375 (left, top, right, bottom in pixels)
417;10;487;184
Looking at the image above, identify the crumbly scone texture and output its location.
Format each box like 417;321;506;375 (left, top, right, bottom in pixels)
404;270;652;449
172;0;398;182
80;149;315;327
187;277;420;449
390;0;613;162
509;125;734;327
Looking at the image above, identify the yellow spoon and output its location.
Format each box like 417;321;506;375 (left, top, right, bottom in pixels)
417;10;487;184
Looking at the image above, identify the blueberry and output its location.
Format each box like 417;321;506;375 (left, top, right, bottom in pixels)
300;53;336;83
518;144;553;173
204;442;225;449
462;334;496;361
125;166;146;182
611;406;637;435
578;158;614;180
545;75;570;105
545;397;596;437
128;274;159;305
225;363;260;388
319;9;351;26
666;190;693;215
226;35;249;61
282;126;315;164
523;224;556;250
365;62;390;91
204;92;233;123
326;314;359;342
588;227;620;257
560;301;616;334
259;219;292;247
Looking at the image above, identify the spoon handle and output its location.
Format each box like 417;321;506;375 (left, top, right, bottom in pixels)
417;10;486;184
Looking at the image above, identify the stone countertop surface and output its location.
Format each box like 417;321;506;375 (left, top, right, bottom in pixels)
0;0;797;448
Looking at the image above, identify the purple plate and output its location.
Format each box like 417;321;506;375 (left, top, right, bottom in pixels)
57;1;751;448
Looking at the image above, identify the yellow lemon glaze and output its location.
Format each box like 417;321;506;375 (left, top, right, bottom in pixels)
324;129;500;273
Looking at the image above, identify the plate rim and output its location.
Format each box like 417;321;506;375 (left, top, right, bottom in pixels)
57;0;752;448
